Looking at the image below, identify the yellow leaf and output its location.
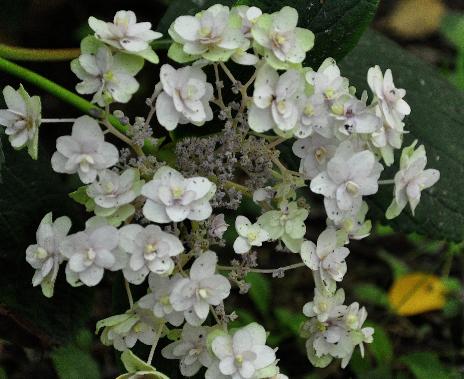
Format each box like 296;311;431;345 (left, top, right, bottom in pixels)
382;0;446;39
388;273;446;316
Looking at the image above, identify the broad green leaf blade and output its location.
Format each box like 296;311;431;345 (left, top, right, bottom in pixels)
237;0;380;67
51;345;100;379
400;352;456;379
340;30;464;242
0;137;92;345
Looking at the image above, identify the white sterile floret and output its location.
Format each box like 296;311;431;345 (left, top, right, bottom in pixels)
248;64;304;136
328;201;372;243
168;4;248;63
119;224;184;284
87;168;143;213
300;228;350;291
71;40;143;106
51;116;119;184
61;224;127;287
137;273;185;326
367;65;410;130
294;93;331;138
170;251;231;326
25;212;71;297
210;323;277;379
252;6;314;69
333;95;381;137
253;186;275;204
258;201;309;253
155;64;214;131
162;324;213;377
310;141;383;215
0;85;41;159
292;134;338;180
303;288;346;323
306;58;350;104
233;6;262;38
98;308;163;351
209;214;229;239
233;215;270;254
386;141;440;219
89;10;162;63
142;166;215;223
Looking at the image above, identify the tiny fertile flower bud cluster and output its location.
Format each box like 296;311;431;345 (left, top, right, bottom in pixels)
0;4;440;378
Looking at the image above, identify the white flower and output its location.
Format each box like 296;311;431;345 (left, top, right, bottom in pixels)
0;85;41;159
25;212;71;297
233;215;269;254
51;116;119;184
138;273;185;326
248;64;304;135
162;324;213;377
209;214;229;239
211;323;277;379
306;58;350;104
341;303;374;363
89;10;162;63
61;224;127;286
155;64;214;131
142;166;215;223
367;65;410;130
310;141;383;213
168;4;248;63
292;134;338;180
170;251;231;326
119;224;184;284
294;93;331;139
87;168;142;208
386;141;439;219
258;202;309;253
300;228;350;290
333;95;381;137
233;6;262;38
252;187;275;203
71;42;143;106
251;6;314;69
303;288;346;323
98;308;162;351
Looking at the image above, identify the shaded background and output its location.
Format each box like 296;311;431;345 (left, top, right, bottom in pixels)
0;0;463;378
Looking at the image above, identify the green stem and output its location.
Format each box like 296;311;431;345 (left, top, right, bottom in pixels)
0;43;80;61
0;56;158;154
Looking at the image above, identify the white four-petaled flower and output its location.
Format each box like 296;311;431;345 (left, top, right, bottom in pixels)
233;215;270;254
119;224;184;284
170;251;231;326
155;64;214;131
142;166;215;223
51;116;119;184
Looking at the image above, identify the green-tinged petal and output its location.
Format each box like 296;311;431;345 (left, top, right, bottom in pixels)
202;47;234;62
168;43;199;63
281;234;303;253
386;199;404;220
136;48;160;64
113;53;144;75
81;35;103;54
295;28;315;52
95;314;132;333
106;204;135;227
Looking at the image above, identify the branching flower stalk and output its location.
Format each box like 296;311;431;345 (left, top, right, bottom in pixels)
0;5;441;379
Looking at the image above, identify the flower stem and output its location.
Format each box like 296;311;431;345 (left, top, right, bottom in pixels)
0;43;80;61
378;179;395;185
0;56;158;155
218;262;306;274
124;279;134;309
41;118;77;123
147;322;165;365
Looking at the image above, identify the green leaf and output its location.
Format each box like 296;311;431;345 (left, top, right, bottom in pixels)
354;283;389;308
366;323;393;364
51;346;100;379
340;30;464;241
246;272;271;316
238;0;380;67
120;350;156;374
378;251;409;279
0;137;92;345
441;12;464;49
400;352;453;379
69;185;95;211
274;307;306;336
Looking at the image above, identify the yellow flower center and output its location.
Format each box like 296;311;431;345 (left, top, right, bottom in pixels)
346;181;360;196
36;247;48;260
171;186;184;199
198;288;209;299
330;102;344;115
314;147;327;163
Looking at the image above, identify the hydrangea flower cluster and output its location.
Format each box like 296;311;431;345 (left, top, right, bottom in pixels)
1;5;440;378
